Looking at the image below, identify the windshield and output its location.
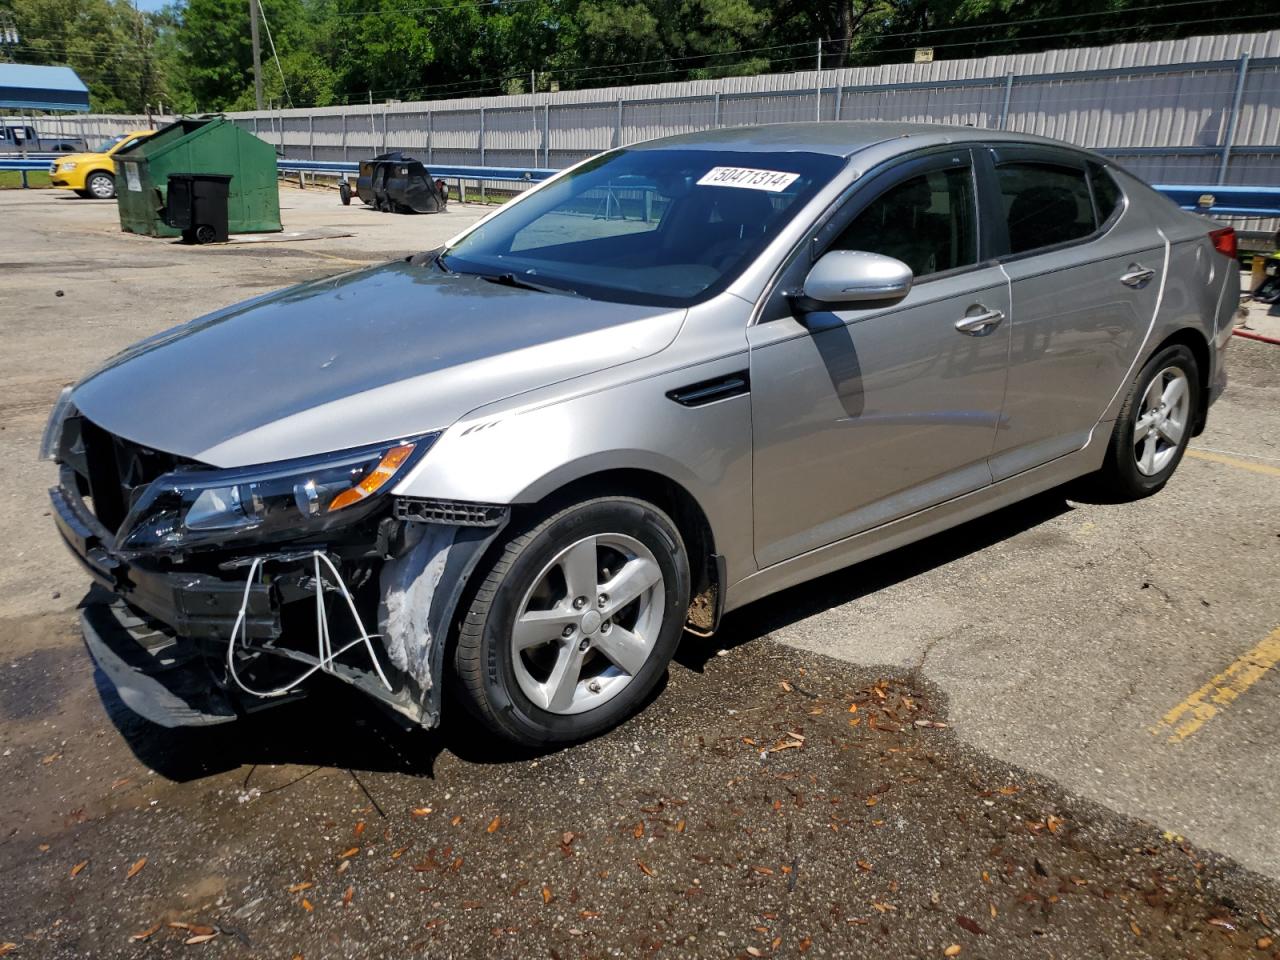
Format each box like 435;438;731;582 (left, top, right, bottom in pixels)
94;136;124;153
442;148;845;306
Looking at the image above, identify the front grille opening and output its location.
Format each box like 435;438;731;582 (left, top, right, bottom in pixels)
65;415;198;534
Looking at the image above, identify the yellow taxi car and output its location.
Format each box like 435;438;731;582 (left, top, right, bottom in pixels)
49;130;155;200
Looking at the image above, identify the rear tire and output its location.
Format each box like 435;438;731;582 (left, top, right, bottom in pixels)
86;171;115;200
1096;343;1200;500
453;497;690;748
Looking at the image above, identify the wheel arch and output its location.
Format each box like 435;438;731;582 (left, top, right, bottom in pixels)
510;467;722;637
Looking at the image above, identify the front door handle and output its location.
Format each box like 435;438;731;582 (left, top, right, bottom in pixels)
1120;265;1156;287
955;306;1005;336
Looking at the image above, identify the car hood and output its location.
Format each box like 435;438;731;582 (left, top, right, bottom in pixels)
53;152;107;166
70;260;684;466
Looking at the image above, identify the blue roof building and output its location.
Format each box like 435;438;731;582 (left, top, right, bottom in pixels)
0;64;90;112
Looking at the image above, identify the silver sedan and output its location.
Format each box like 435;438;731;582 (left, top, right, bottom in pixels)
46;122;1238;746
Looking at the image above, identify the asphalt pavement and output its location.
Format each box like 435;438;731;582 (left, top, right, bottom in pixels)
0;187;1277;958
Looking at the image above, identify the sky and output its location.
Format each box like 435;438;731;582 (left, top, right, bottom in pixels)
132;0;172;11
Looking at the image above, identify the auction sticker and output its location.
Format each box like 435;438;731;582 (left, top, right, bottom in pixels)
697;166;800;192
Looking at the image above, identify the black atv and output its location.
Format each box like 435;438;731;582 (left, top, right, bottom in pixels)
339;152;449;214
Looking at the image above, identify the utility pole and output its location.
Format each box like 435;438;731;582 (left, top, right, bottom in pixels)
135;0;154;118
815;38;822;122
249;0;264;111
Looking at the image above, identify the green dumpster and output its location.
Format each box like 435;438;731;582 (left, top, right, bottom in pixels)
113;116;281;238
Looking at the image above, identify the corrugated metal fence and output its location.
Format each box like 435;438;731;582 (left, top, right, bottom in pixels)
37;30;1280;192
222;30;1279;190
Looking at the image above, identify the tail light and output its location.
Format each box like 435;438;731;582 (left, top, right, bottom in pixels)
1209;226;1237;259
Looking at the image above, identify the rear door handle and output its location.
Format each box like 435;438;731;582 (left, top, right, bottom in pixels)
954;306;1005;335
1120;265;1156;287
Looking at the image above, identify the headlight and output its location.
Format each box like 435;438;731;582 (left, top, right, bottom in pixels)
115;434;436;555
59;161;76;171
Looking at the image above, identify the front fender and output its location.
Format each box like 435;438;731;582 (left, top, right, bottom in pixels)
392;356;756;595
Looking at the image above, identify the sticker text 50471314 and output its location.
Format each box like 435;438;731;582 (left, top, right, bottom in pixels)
697;167;801;193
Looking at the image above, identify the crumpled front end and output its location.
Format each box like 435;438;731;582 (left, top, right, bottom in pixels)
45;400;507;730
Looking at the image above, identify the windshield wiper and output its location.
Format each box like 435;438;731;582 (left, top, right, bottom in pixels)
479;272;582;298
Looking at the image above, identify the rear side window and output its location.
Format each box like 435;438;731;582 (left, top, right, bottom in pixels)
1089;163;1123;224
833;165;977;278
996;162;1096;255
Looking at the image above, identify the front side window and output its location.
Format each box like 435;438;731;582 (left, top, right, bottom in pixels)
443;148;845;307
832;165;977;278
111;135;149;155
997;162;1096;255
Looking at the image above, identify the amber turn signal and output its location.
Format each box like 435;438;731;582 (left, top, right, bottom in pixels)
327;443;416;512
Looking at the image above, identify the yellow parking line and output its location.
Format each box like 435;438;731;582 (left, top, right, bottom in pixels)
1152;628;1280;743
1185;448;1280;478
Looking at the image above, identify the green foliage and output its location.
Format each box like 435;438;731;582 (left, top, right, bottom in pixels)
2;0;1273;112
4;0;167;111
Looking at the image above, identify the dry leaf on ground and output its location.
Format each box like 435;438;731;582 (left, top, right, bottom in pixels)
487;816;502;834
129;924;161;942
126;857;147;879
70;860;88;878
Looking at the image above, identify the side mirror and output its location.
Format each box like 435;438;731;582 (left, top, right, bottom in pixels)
797;250;913;308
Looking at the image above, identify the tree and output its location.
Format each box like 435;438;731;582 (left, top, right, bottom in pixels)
5;0;168;111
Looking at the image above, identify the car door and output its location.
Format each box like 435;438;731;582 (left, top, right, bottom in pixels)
983;149;1168;480
748;149;1011;569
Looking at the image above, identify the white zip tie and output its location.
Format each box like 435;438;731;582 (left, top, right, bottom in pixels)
225;551;394;699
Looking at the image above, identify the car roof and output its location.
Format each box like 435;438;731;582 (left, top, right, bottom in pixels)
630;121;1079;159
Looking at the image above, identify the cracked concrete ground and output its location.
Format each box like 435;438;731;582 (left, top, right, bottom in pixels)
1;187;1279;958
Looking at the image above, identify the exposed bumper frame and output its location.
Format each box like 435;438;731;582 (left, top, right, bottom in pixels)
51;469;508;730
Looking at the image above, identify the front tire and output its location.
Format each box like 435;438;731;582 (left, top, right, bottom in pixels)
454;497;690;747
1097;343;1200;499
86;171;115;200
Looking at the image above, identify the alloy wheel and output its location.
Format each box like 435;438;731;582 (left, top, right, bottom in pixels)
511;532;665;715
88;173;115;199
1133;365;1190;476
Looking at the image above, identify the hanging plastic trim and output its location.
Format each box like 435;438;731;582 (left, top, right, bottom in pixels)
378;523;457;706
226;551;394;699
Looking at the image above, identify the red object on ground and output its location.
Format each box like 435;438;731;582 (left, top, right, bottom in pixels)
1233;328;1280;345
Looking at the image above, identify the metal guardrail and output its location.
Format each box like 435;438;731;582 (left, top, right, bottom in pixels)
1151;184;1280;219
0;157;57;169
277;158;556;183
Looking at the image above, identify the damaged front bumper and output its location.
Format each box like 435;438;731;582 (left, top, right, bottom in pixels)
50;464;508;730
